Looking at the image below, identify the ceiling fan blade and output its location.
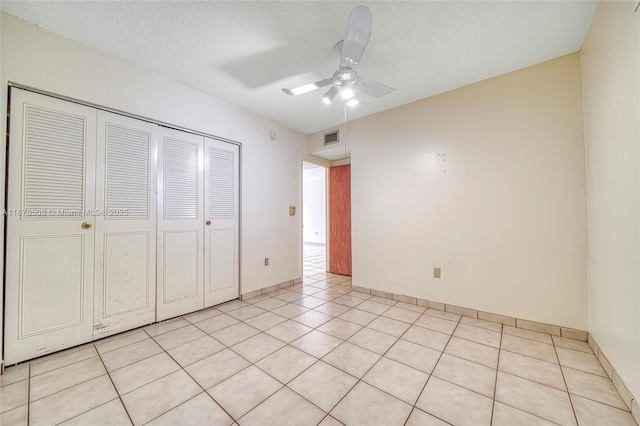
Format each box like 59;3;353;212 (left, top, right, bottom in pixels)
353;76;395;97
340;5;373;69
282;78;332;96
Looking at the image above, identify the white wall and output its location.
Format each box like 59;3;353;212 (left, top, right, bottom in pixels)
303;167;327;244
312;53;588;330
581;1;640;402
0;13;308;358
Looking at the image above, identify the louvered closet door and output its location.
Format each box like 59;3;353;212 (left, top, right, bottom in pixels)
204;138;239;307
5;89;96;364
93;111;158;337
157;128;204;320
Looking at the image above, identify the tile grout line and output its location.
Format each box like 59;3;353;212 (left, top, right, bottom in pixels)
555;337;580;425
27;363;31;426
489;323;504;425
144;326;239;425
201;350;285;423
95;330;192;409
498;350;626;402
491;334;576;425
298;359;360;422
98;346;164;374
94;328;154;355
94;344;135;426
498;346;561;366
203;280;352;423
320;296;396;358
555;336;635;417
298;339;370;421
497;366;631;415
29;356;113;404
403;313;464;426
359;306;432;425
28;349;98;379
257;283;393;422
361;306;439;371
234;349;323;423
143;393;225;426
503;329;558;346
53;397;122;426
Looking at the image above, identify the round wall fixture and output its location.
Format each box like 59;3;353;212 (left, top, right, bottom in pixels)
269;131;277;140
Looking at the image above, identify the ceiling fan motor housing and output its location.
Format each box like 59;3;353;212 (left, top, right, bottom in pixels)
333;67;358;87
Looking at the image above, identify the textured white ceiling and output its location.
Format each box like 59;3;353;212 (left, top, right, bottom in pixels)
1;1;598;135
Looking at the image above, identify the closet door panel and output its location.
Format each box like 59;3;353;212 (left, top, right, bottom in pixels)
209;229;234;290
20;235;86;335
102;232;151;313
5;89;96;364
94;111;157;337
157;129;204;320
162;230;200;301
204;138;239;307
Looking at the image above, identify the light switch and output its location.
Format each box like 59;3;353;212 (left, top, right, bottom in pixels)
289;206;296;216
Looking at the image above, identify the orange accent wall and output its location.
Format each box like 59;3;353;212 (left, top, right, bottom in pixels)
329;164;351;276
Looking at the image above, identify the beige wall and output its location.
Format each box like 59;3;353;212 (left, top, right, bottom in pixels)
581;1;640;402
0;13;307;358
312;53;588;330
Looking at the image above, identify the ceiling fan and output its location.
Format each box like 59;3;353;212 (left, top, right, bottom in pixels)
282;5;395;104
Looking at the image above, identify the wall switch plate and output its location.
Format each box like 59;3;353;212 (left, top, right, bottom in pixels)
289;206;296;216
265;258;269;266
433;267;441;278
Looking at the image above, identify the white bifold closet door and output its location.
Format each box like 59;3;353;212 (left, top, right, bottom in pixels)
93;111;157;338
156;132;240;319
157;128;205;321
4;90;97;364
204;138;239;307
5;89;240;363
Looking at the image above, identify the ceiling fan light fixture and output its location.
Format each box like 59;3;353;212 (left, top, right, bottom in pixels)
340;88;355;100
347;98;359;107
323;86;338;104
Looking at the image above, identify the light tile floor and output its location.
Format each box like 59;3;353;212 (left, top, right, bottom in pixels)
0;244;636;425
303;242;327;278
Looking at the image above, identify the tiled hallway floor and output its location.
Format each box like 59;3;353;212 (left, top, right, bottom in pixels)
303;242;326;278
1;266;637;425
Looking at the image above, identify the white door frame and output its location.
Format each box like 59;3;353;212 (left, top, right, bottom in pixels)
300;155;331;277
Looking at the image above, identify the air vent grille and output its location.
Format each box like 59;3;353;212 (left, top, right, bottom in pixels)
323;130;339;146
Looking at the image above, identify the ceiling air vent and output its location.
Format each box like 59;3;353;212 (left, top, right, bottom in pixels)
323;130;339;146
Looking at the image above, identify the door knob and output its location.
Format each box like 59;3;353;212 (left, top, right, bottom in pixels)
205;220;211;226
81;222;92;229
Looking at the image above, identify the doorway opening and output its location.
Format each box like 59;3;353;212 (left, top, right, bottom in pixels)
302;162;327;277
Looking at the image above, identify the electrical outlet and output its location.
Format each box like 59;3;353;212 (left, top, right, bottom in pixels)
265;258;269;266
433;267;441;278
